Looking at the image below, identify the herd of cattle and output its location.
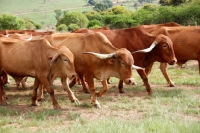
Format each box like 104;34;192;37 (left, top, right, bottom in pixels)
0;22;199;109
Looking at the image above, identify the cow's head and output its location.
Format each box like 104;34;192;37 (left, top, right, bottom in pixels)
83;48;143;85
133;34;177;67
50;46;77;79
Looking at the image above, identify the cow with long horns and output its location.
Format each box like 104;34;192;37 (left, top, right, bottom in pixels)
45;32;143;108
72;27;177;94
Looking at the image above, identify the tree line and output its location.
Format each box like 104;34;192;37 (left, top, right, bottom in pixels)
0;2;200;31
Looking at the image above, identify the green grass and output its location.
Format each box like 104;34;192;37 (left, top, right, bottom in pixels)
0;0;151;25
0;61;199;133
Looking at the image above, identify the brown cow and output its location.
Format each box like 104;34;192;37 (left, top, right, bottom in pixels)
143;26;200;87
140;22;181;33
45;32;140;108
72;26;177;94
0;30;54;89
0;37;77;109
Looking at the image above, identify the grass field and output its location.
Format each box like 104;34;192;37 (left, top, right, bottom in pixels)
0;0;150;25
0;61;199;133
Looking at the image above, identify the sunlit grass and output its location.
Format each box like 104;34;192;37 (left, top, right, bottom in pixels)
0;61;200;133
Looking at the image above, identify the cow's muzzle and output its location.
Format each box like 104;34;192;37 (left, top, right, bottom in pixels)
168;58;177;65
123;78;136;85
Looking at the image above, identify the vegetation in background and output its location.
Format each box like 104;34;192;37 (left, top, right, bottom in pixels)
0;14;25;30
1;1;200;30
57;11;88;30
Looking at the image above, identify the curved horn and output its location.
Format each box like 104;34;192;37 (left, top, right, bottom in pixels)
132;65;144;70
132;41;158;54
83;52;116;59
25;34;32;41
50;53;59;66
5;30;9;37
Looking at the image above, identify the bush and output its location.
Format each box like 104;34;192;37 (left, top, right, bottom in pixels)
25;22;36;30
56;24;68;31
35;24;42;29
0;14;25;30
67;24;79;32
61;12;88;28
87;19;101;28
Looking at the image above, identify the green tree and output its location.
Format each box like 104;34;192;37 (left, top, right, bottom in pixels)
87;19;101;28
54;9;62;20
93;3;108;12
88;0;96;5
61;12;88;28
105;6;131;15
0;14;25;30
103;0;113;8
68;23;79;31
56;24;68;31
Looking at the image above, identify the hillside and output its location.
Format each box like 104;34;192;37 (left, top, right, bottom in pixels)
0;0;158;27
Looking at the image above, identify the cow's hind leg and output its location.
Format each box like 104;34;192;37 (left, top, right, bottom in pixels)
79;75;90;93
21;77;28;89
31;78;40;106
69;77;77;88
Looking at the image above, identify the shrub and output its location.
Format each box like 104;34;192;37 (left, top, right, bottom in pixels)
56;24;68;31
67;23;79;31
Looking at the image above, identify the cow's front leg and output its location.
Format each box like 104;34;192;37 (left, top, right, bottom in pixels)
96;80;108;97
118;80;125;93
86;77;101;108
61;77;79;103
0;80;7;105
39;76;61;109
137;69;153;95
160;63;175;87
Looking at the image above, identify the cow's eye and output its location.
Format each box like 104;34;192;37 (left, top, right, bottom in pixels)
63;58;69;62
163;44;167;49
121;61;126;66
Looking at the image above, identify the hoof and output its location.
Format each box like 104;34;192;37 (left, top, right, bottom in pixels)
94;104;101;109
0;101;8;106
37;98;46;102
54;105;61;110
83;89;90;93
43;91;48;94
71;98;80;104
95;91;102;97
4;96;9;100
32;102;40;106
169;84;175;87
148;91;153;95
119;89;125;93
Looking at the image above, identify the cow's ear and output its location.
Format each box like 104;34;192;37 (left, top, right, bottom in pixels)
108;58;116;64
